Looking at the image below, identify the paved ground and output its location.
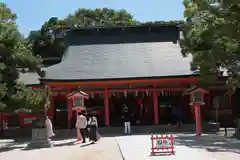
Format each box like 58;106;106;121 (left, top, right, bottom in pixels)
0;137;123;160
1;131;240;160
116;134;240;160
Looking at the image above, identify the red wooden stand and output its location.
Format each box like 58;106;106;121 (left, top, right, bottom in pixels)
150;134;175;156
75;107;82;142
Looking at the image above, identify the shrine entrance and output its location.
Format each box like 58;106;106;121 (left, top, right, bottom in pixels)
85;94;105;127
109;92;153;126
158;91;186;125
53;96;68;129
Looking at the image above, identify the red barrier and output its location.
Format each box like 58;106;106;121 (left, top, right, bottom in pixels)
150;134;175;156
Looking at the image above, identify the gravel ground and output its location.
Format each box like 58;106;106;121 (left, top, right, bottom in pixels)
0;137;123;160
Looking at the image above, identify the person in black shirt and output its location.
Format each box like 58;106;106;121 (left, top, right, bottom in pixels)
122;104;131;135
87;113;98;143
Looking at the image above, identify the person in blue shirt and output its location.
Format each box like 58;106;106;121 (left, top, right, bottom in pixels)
172;103;184;128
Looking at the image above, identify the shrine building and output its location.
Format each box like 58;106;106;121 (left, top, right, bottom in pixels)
16;24;236;128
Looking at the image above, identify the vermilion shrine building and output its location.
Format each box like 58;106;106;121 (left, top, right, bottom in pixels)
5;24;237;128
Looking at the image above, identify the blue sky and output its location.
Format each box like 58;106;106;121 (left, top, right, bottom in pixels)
3;0;184;36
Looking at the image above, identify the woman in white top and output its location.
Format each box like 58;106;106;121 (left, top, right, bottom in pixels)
76;111;87;143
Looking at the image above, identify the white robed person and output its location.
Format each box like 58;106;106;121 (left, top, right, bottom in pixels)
46;116;55;139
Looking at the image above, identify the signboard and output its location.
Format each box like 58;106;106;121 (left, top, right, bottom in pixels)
159;104;169;108
151;134;175;156
155;138;171;148
24;117;37;125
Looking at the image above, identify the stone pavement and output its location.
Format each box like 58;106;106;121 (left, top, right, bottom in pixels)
116;134;240;160
0;137;123;160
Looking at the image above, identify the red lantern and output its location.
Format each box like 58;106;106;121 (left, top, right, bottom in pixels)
138;98;143;105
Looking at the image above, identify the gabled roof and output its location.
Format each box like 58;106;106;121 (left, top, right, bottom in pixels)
43;42;194;81
68;90;89;99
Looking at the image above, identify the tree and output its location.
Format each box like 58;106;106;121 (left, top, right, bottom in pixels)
29;8;184;61
180;0;240;89
29;8;137;58
180;0;240;136
0;3;45;113
66;8;135;27
143;20;184;26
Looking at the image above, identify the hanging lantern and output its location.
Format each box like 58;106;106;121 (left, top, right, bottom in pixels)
113;92;115;96
124;91;127;97
96;93;99;98
135;90;138;96
161;90;164;95
146;90;148;96
91;93;94;98
138;98;143;105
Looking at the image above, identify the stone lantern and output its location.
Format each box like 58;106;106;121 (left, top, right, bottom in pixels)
185;87;209;136
67;90;88;128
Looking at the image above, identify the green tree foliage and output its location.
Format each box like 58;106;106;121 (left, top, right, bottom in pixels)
143;20;184;25
28;8;137;58
29;8;184;59
66;8;135;27
0;3;45;112
179;0;240;88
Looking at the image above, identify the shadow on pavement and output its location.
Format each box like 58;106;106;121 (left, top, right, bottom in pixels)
175;134;240;155
0;146;24;153
80;142;94;148
0;141;26;153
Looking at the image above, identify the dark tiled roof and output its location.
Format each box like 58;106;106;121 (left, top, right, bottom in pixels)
44;42;193;80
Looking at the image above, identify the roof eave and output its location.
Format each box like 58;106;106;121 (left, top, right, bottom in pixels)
40;74;199;83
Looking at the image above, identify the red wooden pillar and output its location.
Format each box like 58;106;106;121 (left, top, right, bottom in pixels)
67;98;72;129
153;91;159;124
104;89;110;126
0;112;2;131
194;103;202;136
50;94;54;118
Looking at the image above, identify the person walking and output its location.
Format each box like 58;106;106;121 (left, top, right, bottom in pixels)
46;116;55;139
122;104;131;135
176;106;184;128
76;111;87;143
221;114;229;136
87;113;98;143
